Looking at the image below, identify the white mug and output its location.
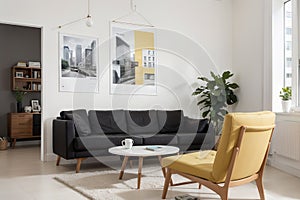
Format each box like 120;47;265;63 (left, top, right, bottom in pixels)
122;138;134;149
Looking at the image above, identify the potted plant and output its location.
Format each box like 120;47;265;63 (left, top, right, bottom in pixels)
192;71;239;136
13;88;27;113
279;87;292;112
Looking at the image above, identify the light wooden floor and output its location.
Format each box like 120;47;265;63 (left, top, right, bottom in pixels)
1;145;300;200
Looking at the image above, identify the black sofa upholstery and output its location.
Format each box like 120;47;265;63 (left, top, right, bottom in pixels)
53;109;213;172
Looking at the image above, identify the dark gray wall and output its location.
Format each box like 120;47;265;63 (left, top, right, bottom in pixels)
0;23;41;137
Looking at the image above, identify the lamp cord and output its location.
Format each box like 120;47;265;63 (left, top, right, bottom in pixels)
87;0;91;17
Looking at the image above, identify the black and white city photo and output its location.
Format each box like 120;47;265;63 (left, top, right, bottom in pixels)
60;34;98;78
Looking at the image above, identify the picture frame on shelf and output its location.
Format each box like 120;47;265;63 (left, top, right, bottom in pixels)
16;72;23;78
31;100;41;112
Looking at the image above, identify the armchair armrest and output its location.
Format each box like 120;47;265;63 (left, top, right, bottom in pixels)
53;119;76;159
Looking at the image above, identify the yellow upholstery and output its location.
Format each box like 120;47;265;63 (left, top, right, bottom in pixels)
212;111;275;182
162;151;216;181
162;111;275;184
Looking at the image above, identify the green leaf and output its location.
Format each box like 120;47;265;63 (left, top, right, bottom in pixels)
202;110;210;118
228;83;239;89
222;71;233;80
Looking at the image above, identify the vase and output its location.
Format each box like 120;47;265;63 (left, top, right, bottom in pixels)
17;102;23;113
282;100;291;112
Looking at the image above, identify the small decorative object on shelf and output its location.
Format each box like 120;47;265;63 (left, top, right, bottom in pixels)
15;71;23;78
31;100;41;112
24;106;32;113
13;88;27;113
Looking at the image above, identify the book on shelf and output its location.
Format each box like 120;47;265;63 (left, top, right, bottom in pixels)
17;62;26;67
28;61;41;68
145;146;163;151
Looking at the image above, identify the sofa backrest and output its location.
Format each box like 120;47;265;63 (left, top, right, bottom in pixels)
178;117;209;133
59;109;208;136
157;110;183;133
88;110;127;134
125;110;160;135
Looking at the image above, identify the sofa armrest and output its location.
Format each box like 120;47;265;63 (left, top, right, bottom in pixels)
53;119;76;159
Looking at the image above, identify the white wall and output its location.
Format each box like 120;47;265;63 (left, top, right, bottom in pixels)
0;0;233;160
232;0;266;111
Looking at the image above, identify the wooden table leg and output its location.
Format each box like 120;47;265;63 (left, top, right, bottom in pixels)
119;156;129;180
137;157;143;189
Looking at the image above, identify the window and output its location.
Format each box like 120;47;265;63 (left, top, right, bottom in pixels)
284;0;292;88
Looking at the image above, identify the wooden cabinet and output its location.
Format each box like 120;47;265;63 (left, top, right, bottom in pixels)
12;66;41;92
7;113;41;148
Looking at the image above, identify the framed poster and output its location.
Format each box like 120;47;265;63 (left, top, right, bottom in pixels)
59;33;99;93
110;22;157;95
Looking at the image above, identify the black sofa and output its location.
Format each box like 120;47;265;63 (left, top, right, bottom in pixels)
53;109;213;172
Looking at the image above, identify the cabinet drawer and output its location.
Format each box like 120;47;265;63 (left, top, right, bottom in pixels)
11;113;32;118
11;128;32;137
11;117;32;128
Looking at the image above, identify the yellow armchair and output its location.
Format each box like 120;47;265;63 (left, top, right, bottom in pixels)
162;111;275;200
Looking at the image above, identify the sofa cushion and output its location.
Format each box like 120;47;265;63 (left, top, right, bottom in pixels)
142;134;178;145
106;135;143;146
126;110;160;134
157;110;183;133
74;135;116;151
74;135;143;151
178;117;209;133
60;109;91;137
89;110;127;134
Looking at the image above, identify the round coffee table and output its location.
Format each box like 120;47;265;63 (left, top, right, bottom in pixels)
109;145;179;189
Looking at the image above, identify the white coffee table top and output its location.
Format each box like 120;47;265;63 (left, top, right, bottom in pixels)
108;145;179;157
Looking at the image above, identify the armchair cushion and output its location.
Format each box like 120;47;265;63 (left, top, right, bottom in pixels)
162;151;216;181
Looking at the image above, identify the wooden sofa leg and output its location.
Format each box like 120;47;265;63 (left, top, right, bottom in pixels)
76;158;85;173
56;156;61;166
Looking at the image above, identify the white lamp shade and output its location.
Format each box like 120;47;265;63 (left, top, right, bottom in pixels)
86;17;93;27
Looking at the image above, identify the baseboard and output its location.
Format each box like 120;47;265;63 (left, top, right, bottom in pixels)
14;140;41;147
45;153;57;162
269;158;300;178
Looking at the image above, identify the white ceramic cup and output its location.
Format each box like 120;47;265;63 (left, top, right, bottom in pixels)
122;138;134;149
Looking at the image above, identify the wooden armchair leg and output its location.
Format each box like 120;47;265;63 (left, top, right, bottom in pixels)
255;176;265;200
162;168;172;199
56;156;61;166
76;158;85;173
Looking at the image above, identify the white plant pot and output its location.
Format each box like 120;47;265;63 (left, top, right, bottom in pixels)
282;100;292;112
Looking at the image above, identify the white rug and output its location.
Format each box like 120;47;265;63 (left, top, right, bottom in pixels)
55;166;273;200
54;166;219;200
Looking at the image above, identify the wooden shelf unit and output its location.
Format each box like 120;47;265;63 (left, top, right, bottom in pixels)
12;66;41;92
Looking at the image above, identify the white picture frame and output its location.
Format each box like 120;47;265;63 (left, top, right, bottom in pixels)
31;100;40;112
16;72;23;78
110;22;157;95
59;33;99;93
